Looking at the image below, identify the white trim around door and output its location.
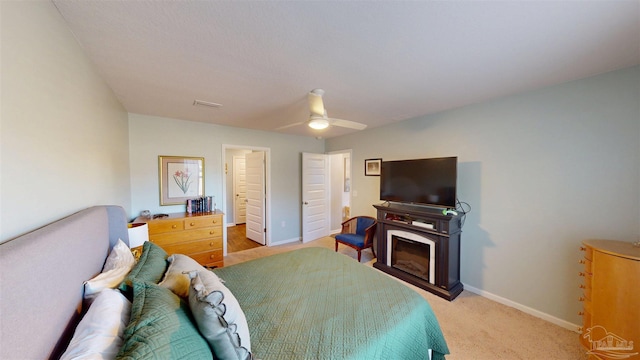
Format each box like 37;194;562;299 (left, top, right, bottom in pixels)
222;144;271;256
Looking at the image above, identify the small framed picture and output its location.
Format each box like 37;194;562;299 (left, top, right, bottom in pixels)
159;156;204;205
364;158;382;176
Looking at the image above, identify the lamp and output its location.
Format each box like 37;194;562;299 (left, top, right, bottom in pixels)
128;223;149;249
308;116;329;130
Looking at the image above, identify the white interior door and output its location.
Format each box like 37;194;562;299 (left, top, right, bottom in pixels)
233;156;247;225
302;152;330;243
245;151;266;245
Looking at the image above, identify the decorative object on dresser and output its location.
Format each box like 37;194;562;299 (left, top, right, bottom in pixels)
187;196;215;214
158;155;204;205
135;211;224;268
578;239;639;360
127;222;149;259
373;203;463;301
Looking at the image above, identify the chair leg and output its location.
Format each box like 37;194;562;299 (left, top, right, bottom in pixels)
335;241;338;252
357;250;361;262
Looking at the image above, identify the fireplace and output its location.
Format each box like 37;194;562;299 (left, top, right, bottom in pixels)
373;203;463;301
387;230;436;284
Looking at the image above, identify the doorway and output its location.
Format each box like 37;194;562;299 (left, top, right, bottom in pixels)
222;145;271;255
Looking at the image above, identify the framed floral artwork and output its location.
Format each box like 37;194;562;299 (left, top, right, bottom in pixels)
159;156;204;205
365;158;382;176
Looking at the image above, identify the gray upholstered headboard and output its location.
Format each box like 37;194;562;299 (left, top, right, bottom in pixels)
0;205;129;359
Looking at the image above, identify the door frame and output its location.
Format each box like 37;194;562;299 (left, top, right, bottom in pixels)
222;144;271;255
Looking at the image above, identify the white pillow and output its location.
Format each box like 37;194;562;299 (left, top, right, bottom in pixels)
60;288;131;360
159;253;223;298
84;239;136;300
188;271;252;358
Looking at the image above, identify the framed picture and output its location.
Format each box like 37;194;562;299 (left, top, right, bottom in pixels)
365;158;382;176
159;156;204;205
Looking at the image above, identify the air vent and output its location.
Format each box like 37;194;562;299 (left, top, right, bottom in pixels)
193;99;222;108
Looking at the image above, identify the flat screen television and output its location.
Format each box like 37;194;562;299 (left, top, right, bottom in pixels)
380;156;457;208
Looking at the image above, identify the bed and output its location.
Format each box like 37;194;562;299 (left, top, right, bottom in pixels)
0;206;449;360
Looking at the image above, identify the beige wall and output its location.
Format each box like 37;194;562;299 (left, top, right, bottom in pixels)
327;66;640;328
0;1;130;242
128;113;325;244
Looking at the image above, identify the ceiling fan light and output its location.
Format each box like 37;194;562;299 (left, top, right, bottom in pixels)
308;118;329;130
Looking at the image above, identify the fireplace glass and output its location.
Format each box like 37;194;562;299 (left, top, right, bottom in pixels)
391;235;431;283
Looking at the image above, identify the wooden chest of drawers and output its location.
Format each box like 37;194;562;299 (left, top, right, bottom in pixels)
579;239;639;359
138;211;224;268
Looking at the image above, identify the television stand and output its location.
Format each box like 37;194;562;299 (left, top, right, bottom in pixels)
373;203;463;301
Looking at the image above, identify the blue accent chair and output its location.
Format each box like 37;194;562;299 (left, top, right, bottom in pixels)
335;216;377;262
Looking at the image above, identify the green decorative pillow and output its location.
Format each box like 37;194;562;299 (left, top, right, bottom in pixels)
116;281;212;359
188;271;251;360
119;242;168;295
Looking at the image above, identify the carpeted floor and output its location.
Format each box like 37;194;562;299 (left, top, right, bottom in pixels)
224;236;588;359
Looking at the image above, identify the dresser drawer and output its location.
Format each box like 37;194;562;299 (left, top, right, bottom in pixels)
150;227;222;245
158;237;222;255
579;308;592;349
582;281;592;300
185;215;222;229
148;219;184;234
190;249;224;266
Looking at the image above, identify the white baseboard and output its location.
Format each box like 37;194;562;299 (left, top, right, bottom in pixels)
269;237;301;246
462;283;581;333
226;222;236;227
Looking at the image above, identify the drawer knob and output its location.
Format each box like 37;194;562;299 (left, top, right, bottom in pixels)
579;246;586;251
578;297;585;302
210;254;215;259
578;272;585;277
578;259;585;264
578;311;584;316
171;225;177;229
209;242;214;247
212;220;217;224
579;284;586;289
210;231;215;235
190;222;195;226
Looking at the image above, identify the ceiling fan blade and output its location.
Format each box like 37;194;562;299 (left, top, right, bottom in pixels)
330;118;368;130
275;121;305;130
308;89;325;116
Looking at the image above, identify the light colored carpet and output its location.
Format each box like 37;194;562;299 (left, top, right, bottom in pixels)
225;236;588;360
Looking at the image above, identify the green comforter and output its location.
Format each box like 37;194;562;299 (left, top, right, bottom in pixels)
214;247;449;360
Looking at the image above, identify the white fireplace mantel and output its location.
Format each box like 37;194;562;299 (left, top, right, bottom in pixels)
386;229;436;284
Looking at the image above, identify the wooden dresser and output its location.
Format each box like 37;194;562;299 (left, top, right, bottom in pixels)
137;211;224;268
579;239;640;359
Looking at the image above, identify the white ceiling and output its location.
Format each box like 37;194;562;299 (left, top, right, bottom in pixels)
52;1;640;138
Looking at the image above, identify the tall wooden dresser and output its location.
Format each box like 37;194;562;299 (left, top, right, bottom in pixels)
137;211;224;268
579;239;640;359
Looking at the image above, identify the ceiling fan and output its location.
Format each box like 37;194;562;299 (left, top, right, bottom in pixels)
277;89;367;131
